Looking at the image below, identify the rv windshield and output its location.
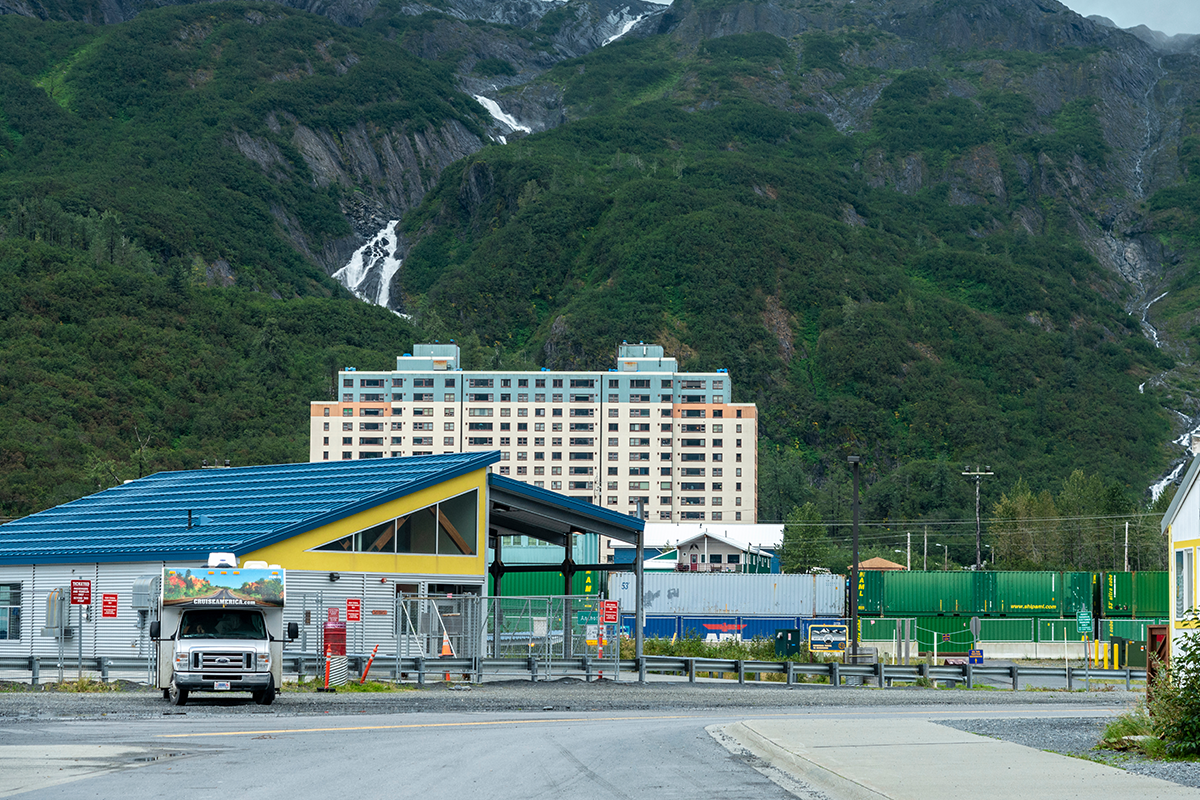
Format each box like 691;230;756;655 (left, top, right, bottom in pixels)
178;609;267;640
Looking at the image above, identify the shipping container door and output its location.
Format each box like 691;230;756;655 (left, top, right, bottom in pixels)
1104;572;1134;617
1133;571;1169;618
974;571;998;614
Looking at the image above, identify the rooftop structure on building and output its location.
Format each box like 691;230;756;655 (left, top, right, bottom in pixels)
310;342;757;527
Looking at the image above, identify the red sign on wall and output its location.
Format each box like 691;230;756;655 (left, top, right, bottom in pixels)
70;579;91;605
327;607;340;624
101;594;118;618
346;599;362;622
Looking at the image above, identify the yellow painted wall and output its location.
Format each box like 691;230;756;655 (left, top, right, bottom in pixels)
242;469;488;577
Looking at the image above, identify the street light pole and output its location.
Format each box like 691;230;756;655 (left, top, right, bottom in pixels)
962;466;994;569
848;455;861;661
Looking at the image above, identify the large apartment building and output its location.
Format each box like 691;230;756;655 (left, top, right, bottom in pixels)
309;343;757;523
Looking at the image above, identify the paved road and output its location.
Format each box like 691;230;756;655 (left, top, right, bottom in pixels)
0;693;1136;800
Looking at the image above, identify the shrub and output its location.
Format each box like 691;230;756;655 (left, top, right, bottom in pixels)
1150;622;1200;756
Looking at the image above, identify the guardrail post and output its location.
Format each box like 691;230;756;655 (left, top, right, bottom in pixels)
737;660;745;685
918;662;928;685
1126;666;1131;692
965;663;973;688
785;660;794;686
877;662;885;688
583;654;592;682
688;658;696;684
1010;665;1018;691
100;658;109;683
528;656;538;682
830;661;839;687
638;656;646;684
416;656;425;686
30;657;39;686
1067;666;1073;691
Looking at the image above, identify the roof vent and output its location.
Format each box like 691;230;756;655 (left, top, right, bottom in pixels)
207;552;237;568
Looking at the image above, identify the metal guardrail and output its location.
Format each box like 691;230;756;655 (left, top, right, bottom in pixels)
0;655;1146;690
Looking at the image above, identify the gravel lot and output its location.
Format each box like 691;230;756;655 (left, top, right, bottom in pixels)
0;678;1137;719
938;716;1200;789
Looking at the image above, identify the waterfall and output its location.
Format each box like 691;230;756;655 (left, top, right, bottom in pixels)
332;221;405;313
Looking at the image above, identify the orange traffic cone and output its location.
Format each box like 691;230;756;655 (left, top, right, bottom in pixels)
442;632;453;682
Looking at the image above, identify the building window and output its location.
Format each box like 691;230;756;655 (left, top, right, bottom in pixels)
1178;548;1195;616
444;437;456;446
342;452;353;460
608;496;618;505
323;408;331;417
342;437;353;445
711;512;722;521
313;490;478;556
323;451;329;460
735;497;742;506
735;512;742;521
323;422;330;431
659;511;672;520
1;584;22;639
500;466;510;474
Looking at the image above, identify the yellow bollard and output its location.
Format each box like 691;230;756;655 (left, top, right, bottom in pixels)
1103;641;1109;670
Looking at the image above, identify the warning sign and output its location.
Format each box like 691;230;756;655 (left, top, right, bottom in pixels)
346;599;361;622
102;594;118;618
70;579;91;605
601;600;619;624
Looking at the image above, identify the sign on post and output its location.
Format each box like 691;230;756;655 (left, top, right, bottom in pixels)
577;610;598;625
101;594;118;618
346;599;361;622
1076;608;1093;635
969;648;983;665
70;579;91;605
601;600;619;624
808;624;848;652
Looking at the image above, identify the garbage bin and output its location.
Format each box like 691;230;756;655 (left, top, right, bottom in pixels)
323;620;346;656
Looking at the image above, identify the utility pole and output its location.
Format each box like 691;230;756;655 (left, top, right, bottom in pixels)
848;455;861;661
923;525;928;571
1124;520;1130;572
906;530;911;571
962;466;994;569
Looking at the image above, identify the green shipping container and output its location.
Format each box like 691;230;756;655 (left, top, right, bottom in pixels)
1062;572;1097;618
857;570;884;616
1134;571;1169;618
882;571;975;615
1098;618;1170;642
1104;572;1134;617
488;571;596;596
1038;619;1089;643
997;571;1063;617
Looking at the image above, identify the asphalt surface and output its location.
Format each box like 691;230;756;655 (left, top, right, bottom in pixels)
0;681;1191;799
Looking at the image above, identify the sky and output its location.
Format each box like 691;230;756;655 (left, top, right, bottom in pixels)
1060;0;1200;35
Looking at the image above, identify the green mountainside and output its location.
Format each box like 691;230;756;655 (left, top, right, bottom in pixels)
0;0;1196;569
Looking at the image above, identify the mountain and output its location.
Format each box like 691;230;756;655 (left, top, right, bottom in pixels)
1;0;1199;545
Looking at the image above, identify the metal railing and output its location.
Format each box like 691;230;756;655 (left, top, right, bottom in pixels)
0;654;1146;690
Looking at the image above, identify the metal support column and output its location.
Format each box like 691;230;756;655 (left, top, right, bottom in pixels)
635;500;645;682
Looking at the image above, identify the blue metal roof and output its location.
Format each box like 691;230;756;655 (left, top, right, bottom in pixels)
0;453;500;565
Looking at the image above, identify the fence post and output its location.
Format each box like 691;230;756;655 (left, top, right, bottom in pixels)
830;661;840;687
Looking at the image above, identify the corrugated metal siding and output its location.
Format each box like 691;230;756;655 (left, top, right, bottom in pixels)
882;572;974;615
90;562;163;662
1134;571;1169;618
1104;572;1133;617
608;572;845;617
997;571;1061;616
31;564;81;659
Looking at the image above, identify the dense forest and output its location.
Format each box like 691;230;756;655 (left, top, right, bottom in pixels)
1;0;1197;570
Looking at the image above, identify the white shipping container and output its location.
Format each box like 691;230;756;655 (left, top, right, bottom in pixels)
608;572;845;617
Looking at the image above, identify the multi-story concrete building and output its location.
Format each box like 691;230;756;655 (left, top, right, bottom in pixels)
309;343;757;524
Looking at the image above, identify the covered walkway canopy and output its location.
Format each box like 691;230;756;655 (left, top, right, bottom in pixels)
487;473;645;597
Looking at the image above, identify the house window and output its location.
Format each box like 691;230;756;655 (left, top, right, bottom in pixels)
0;584;21;640
1178;548;1195;616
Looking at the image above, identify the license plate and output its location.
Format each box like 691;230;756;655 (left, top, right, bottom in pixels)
214;681;230;691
